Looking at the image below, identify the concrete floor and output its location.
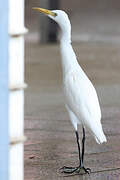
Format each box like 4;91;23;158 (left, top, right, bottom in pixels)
24;41;120;180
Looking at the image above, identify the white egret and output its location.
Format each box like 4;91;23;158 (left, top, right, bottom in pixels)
33;8;107;174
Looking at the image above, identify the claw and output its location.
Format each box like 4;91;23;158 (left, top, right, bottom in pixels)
82;167;91;174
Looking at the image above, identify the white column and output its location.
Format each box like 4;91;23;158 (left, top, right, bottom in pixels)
9;0;28;180
0;0;9;179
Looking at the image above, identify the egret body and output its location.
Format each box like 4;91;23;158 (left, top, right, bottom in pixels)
33;8;107;174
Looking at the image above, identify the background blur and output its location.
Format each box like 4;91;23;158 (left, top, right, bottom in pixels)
25;0;120;43
24;1;120;179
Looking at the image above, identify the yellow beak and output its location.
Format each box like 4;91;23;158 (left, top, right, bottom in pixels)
32;7;57;17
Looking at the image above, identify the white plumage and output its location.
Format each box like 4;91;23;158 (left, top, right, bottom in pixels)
52;10;107;144
33;8;107;174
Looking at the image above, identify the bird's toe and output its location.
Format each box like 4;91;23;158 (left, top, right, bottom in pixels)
59;165;91;175
79;166;91;174
59;166;78;174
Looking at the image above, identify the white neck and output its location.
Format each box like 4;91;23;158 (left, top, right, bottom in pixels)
60;28;71;44
60;27;79;77
57;14;82;77
60;40;79;77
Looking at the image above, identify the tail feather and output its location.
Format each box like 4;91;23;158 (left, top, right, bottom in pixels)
89;122;107;144
95;132;107;144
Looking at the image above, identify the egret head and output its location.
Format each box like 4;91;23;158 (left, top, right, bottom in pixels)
33;8;71;39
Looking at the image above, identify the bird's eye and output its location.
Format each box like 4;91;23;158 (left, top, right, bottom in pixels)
54;13;57;17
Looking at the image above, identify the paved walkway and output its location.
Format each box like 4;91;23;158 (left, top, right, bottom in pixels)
24;42;120;180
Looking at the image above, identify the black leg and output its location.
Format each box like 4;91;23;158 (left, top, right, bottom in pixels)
59;129;91;174
59;131;81;174
81;127;91;174
81;127;85;164
75;131;81;167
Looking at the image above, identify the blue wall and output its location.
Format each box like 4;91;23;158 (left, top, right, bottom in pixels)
0;0;9;179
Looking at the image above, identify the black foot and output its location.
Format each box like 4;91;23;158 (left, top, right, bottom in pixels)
59;166;91;174
81;166;91;174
